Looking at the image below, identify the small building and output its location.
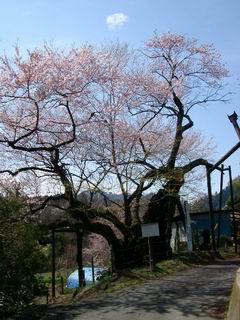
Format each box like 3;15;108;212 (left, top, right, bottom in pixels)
171;210;233;251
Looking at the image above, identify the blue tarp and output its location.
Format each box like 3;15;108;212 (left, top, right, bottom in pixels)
66;267;105;288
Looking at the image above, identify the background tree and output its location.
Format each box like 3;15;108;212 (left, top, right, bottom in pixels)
0;194;47;316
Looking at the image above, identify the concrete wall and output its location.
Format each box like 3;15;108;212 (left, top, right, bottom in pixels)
227;268;240;320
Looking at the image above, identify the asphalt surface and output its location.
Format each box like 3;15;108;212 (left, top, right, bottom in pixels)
40;258;239;320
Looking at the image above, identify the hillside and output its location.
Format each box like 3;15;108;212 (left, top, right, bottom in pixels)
190;176;240;212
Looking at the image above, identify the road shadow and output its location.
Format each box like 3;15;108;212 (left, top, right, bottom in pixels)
10;259;240;320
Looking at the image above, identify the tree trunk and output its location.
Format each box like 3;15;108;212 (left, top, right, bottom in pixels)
143;182;182;261
111;238;147;270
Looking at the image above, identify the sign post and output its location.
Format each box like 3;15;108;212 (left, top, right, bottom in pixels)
183;201;193;252
141;223;160;272
147;237;153;272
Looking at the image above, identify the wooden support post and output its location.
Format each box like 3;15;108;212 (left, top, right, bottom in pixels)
209;141;240;173
60;276;64;294
206;168;216;251
148;237;153;272
228;166;238;253
51;228;56;298
91;257;95;283
76;228;84;288
217;164;224;248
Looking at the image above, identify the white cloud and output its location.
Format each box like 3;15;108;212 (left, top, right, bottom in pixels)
106;13;128;29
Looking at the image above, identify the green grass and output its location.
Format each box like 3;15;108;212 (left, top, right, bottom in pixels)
34;269;76;304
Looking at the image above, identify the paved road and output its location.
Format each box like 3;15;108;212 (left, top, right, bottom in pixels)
41;259;239;320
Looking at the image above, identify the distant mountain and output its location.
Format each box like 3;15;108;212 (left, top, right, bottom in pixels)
77;190;124;204
190;176;240;212
77;190;152;205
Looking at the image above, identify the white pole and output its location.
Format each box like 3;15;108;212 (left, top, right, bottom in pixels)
184;201;193;251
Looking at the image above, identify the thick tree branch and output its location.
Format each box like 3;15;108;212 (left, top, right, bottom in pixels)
0;167;53;176
182;158;212;174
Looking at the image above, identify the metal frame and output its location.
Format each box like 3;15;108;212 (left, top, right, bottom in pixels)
206;111;240;252
51;227;85;298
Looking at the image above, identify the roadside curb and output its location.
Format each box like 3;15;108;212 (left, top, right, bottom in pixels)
227;267;240;320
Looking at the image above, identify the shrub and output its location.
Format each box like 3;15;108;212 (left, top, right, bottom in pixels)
0;196;47;316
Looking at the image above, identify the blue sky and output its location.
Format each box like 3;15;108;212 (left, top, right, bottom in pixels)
0;0;240;191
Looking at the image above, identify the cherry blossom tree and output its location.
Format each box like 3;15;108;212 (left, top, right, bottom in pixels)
72;38;223;264
0;34;228;268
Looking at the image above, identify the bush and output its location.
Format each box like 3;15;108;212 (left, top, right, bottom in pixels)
0;196;47;316
219;235;233;248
